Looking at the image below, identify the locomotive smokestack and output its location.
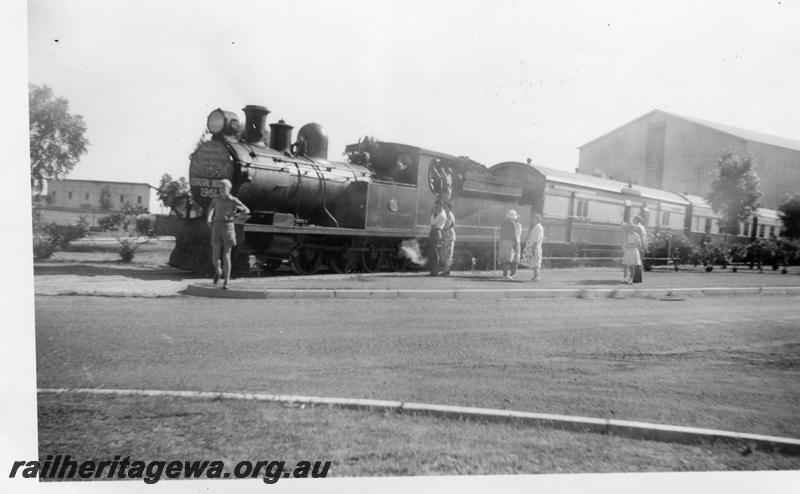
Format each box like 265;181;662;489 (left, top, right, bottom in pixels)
242;105;270;144
269;119;294;153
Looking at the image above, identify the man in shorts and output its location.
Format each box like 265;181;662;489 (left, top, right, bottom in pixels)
207;179;250;289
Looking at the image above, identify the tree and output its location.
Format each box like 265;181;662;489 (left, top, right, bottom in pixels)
29;84;89;193
778;195;800;239
157;173;202;218
705;150;761;237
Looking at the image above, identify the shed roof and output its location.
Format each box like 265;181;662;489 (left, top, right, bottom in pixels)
579;109;800;152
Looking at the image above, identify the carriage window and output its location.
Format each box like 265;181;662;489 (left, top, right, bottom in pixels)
587;201;622;222
575;199;589;218
544;195;569;217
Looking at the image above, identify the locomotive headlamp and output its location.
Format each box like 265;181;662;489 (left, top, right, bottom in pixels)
207;109;240;136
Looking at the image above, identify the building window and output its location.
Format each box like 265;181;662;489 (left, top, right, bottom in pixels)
704;218;712;234
85;193;90;200
770;226;776;238
120;195;124;203
137;196;142;204
742;222;749;237
759;224;766;238
68;191;73;199
51;191;56;198
661;211;670;226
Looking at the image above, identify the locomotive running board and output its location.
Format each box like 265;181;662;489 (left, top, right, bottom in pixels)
242;223;500;243
242;223;420;238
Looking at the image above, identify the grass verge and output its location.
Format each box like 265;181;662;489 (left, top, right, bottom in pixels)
38;392;799;477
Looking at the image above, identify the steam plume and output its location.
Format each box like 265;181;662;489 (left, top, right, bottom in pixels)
399;239;426;265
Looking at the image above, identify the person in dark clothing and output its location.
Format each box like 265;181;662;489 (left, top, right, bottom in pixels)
499;209;521;279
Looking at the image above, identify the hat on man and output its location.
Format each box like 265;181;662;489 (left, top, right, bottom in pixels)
218;179;232;189
506;209;518;220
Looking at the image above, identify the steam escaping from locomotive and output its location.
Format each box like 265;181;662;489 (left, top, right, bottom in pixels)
399;239;427;266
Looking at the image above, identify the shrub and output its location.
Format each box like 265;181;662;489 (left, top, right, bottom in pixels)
135;215;156;237
97;203;150;262
33;237;57;259
31;209;89;257
644;228;694;267
43;221;89;249
772;238;799;269
744;238;772;270
118;238;139;262
728;243;748;264
692;239;729;270
97;212;126;232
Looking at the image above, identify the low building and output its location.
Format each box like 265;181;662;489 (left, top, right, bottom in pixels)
577;110;800;210
37;179;152;227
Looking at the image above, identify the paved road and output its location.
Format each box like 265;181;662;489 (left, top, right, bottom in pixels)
35;294;800;437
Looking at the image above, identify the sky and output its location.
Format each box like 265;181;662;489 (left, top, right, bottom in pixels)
23;0;800;212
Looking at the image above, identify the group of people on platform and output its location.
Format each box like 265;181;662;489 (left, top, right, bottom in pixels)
429;204;647;284
498;210;544;281
428;204;546;281
208;180;647;286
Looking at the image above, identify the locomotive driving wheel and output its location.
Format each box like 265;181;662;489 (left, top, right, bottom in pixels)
289;245;322;275
358;239;385;273
255;256;282;274
327;243;355;274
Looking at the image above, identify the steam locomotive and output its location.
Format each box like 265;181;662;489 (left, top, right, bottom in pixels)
168;103;782;274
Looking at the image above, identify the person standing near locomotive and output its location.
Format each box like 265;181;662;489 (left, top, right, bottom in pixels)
525;213;544;281
428;201;447;276
621;220;642;284
207;179;250;289
440;202;456;276
499;209;522;279
430;161;453;202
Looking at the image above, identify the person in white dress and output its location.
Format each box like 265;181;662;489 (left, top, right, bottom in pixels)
526;213;544;281
621;221;643;284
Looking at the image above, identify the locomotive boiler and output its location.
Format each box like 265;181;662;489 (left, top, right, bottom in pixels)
190;105;373;227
